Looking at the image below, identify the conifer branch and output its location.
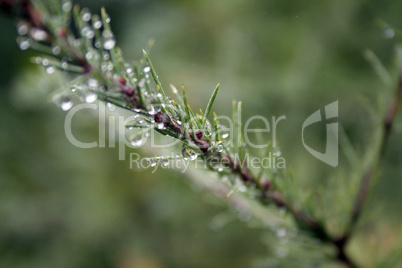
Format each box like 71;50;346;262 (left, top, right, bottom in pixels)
2;1;401;267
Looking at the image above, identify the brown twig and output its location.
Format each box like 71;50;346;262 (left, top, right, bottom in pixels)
336;71;402;267
2;1;401;267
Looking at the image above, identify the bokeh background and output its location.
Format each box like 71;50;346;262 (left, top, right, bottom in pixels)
1;0;402;267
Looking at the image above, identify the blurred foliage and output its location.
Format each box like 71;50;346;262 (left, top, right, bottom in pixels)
1;0;402;267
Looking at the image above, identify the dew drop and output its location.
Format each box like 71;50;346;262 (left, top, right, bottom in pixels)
62;2;72;12
107;102;116;111
30;28;47;41
85;93;97;103
51;46;61;55
42;59;49;66
143;66;151;73
81;26;94;39
18;38;31;50
102;30;113;38
93;20;102;29
162;160;169;167
105;17;111;23
17;23;28;35
384;28;395;39
82;12;92;22
46;66;56;74
147;104;156;115
276;228;287;238
103;39;116;50
61;61;69;70
239;185;247;192
87;78;98;89
103;53;110;60
61;98;73;111
85;51;93;60
150;161;157;167
190;153;198;161
222;133;229;139
126;67;133;74
157;123;165;130
156;93;162;98
73;39;82;47
129;132;145;147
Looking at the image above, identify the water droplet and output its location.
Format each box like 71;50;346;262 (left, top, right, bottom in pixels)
61;98;73;111
176;120;182;125
143;66;151;73
190;153;198;161
384;28;395;39
106;17;111;23
276;247;288;258
82;12;91;22
73;39;82;47
51;46;60;55
156;93;162;98
85;51;93;60
157;123;165;130
102;30;113;38
93;20;102;29
17;23;28;35
218;145;224;152
46;66;56;74
42;59;49;66
150;161;157;167
87;78;98;89
162;160;169;167
85;93;97;103
62;2;72;12
239;185;247;192
30;28;47;41
217;166;223;172
126;68;133;74
107;102;116;111
222;133;229;139
81;26;94;39
103;39;115;50
128;131;145;147
147;104;156;115
18;38;31;50
275;151;281;156
276;228;287;238
103;53;110;60
61;61;68;70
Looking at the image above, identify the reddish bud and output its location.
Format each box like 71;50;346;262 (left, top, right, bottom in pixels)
119;77;126;85
125;87;134;96
195;130;203;139
58;27;67;37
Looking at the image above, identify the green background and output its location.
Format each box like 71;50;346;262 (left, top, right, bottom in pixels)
0;0;401;267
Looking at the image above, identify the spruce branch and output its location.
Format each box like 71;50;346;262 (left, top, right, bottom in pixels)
2;1;401;267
